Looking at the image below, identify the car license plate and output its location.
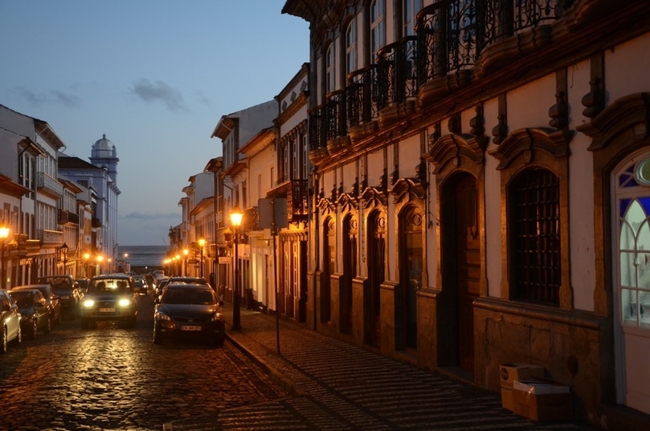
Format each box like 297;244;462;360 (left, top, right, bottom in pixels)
99;308;115;313
181;325;201;331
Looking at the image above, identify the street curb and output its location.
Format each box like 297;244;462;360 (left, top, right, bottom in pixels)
225;332;306;397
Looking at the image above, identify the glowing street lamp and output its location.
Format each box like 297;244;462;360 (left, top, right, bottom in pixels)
230;205;243;330
0;225;10;291
198;238;206;278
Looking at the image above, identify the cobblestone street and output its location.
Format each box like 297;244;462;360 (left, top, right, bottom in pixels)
0;295;289;430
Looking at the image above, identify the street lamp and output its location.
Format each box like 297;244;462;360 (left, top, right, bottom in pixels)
198;238;206;278
60;243;69;275
0;225;10;291
230;205;243;330
83;253;90;278
183;249;189;276
97;255;104;275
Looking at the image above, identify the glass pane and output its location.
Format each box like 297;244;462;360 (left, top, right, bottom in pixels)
622;288;637;324
620;252;636;288
634;157;650;185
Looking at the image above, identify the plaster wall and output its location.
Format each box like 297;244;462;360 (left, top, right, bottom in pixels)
567;59;596;312
605;32;650;101
482;97;502;299
367;149;384;187
507;73;556;131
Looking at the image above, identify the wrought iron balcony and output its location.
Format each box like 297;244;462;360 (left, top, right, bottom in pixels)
308;0;574;159
348;65;379;128
377;36;419;109
58;209;80;225
36;172;63;199
288;179;308;223
244;206;260;232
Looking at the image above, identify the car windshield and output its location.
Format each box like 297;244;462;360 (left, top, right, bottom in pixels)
162;288;215;305
89;279;131;294
11;291;34;307
40;277;72;292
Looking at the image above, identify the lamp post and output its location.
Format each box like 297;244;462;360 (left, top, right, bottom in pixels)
230;205;243;330
183;249;189;276
97;255;104;275
0;225;10;291
60;243;69;275
198;238;206;278
83;253;90;278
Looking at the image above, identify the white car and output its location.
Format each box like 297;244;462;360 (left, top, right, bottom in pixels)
1;289;22;353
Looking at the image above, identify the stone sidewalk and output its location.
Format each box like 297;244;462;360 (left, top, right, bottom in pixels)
164;304;597;431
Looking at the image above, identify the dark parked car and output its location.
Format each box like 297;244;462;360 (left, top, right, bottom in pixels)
153;283;225;347
0;289;21;353
155;277;208;299
36;275;82;317
80;274;138;329
75;278;90;295
133;275;147;295
11;284;61;325
8;288;51;338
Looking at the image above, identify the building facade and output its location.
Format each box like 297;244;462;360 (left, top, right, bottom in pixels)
282;0;650;427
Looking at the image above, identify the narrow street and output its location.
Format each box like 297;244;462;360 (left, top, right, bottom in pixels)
0;295;288;430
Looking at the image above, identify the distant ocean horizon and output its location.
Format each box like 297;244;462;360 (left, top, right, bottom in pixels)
117;245;168;269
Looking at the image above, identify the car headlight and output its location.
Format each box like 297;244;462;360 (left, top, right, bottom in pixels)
211;312;223;322
118;298;131;307
157;313;171;321
83;299;95;307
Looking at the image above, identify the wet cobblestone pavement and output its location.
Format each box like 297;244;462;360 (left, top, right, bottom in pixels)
0;295;288;430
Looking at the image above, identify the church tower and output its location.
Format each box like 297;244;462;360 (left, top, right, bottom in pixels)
89;134;119;183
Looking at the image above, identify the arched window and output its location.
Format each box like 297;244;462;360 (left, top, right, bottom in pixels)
508;167;561;305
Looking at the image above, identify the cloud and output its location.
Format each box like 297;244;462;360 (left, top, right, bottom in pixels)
129;78;188;112
15;87;81;108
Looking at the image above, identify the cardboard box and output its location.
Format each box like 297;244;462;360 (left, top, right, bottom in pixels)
500;363;545;389
499;363;545;411
512;380;573;421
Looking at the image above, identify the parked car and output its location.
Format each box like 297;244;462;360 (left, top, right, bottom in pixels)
8;288;51;338
80;274;138;329
36;275;82;317
0;289;21;353
154;277;171;298
153;283;225;347
132;275;147;295
11;284;61;325
75;278;90;295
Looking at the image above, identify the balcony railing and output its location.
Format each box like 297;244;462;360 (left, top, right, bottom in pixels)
288;179;309;223
245;206;260;232
36;172;63;199
38;229;63;246
377;36;419;109
308;0;573;154
348;65;379;127
58;209;80;225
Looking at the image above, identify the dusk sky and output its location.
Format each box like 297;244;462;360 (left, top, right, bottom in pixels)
0;1;309;245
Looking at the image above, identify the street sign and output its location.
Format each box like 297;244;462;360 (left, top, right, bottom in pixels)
258;198;288;230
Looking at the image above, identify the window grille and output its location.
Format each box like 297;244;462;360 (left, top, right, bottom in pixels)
509;168;561;305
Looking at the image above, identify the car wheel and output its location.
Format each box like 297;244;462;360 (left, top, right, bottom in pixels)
45;316;52;334
153;327;162;344
15;325;21;345
1;327;7;354
213;335;225;348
